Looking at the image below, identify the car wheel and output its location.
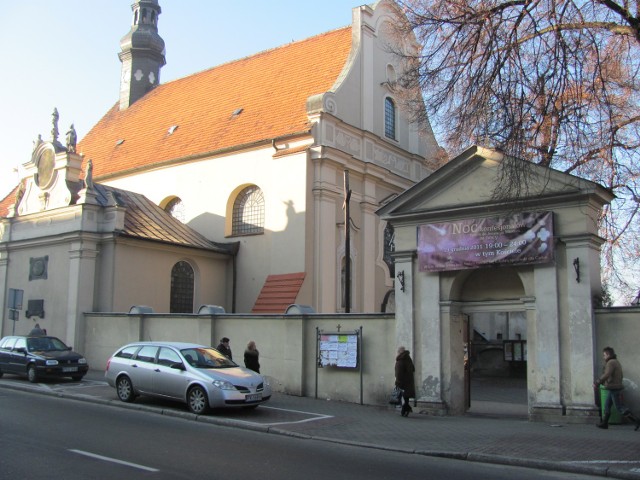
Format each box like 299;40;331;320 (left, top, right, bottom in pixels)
116;375;135;402
187;385;209;414
71;375;84;382
27;365;38;383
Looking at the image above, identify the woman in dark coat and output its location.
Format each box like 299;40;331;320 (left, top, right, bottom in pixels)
244;340;260;373
395;346;415;417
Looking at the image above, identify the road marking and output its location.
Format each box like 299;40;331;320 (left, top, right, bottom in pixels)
249;405;333;426
69;449;159;472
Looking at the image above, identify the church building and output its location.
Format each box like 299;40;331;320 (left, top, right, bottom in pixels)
0;0;440;343
2;1;637;422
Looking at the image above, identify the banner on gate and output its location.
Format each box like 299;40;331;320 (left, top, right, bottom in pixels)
418;212;554;272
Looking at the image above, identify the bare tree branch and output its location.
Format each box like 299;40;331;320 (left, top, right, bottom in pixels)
392;0;640;301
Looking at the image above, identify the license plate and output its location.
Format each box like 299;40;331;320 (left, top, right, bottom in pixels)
245;394;262;402
62;367;78;372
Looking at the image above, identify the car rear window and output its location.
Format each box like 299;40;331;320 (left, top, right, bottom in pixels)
116;345;140;359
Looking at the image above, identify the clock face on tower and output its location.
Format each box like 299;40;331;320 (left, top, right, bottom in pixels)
35;148;55;189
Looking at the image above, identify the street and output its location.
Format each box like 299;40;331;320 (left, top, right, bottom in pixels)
0;387;606;480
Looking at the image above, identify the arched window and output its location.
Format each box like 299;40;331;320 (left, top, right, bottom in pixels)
384;97;396;140
232;185;264;235
170;261;194;313
164;197;185;223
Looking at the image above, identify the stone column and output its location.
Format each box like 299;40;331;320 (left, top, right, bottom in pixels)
416;268;444;408
563;234;602;420
66;237;99;350
312;187;339;312
529;264;564;421
360;179;378;312
393;251;414;351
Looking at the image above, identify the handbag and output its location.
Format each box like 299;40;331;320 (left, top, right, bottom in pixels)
389;386;403;405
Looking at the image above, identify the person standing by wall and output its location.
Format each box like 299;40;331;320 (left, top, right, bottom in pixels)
216;337;232;360
244;340;260;373
29;323;46;336
395;346;416;417
594;346;640;431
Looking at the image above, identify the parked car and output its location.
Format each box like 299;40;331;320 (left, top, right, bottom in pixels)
0;335;89;382
104;341;272;414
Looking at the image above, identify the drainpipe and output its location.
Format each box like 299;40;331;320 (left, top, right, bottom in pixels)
228;242;240;313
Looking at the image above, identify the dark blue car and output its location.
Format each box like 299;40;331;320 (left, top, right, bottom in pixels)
0;335;89;382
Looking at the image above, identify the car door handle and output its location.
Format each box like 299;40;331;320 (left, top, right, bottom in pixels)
154;368;161;372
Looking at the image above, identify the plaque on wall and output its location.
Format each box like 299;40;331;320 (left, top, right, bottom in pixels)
29;256;49;280
26;299;45;319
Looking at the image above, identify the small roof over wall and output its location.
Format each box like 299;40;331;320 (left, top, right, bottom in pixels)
252;272;306;313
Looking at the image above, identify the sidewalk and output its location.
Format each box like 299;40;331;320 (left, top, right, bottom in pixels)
2;370;639;479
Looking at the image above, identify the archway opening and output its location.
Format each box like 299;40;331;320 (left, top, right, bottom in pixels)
458;268;528;417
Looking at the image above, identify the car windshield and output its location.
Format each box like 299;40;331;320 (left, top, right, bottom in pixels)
180;347;237;369
27;337;69;352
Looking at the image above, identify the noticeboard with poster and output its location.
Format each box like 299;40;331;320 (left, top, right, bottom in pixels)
318;333;359;368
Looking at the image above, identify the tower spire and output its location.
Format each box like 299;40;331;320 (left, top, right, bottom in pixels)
118;0;165;110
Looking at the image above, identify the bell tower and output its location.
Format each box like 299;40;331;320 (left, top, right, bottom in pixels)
118;0;165;110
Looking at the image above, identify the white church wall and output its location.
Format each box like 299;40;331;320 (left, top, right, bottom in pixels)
103;146;309;313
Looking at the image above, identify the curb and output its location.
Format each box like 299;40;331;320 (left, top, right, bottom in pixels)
3;381;640;480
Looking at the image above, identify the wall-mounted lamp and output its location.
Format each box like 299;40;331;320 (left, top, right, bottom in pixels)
396;270;405;292
573;258;580;283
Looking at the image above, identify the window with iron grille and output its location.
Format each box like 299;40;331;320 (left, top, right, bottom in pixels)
384;97;396;140
232;186;264;235
170;261;194;313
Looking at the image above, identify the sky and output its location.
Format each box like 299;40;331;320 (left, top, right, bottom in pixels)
0;0;359;200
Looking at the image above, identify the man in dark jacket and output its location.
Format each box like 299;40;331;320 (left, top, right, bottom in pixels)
216;337;232;360
395;346;415;417
594;346;640;430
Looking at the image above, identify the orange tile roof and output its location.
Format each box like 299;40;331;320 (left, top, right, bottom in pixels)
78;27;353;180
251;272;306;313
0;185;19;217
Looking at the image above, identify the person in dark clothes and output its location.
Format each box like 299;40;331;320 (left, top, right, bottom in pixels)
29;323;46;336
216;337;232;360
244;340;260;373
395;346;416;417
594;346;640;430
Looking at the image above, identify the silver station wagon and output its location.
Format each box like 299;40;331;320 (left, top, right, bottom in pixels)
105;341;271;414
